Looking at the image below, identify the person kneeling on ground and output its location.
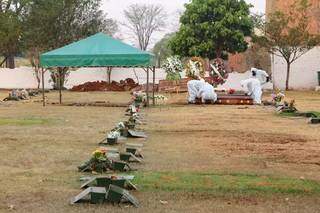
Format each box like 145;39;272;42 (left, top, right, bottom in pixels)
187;79;205;104
197;82;217;104
240;73;262;105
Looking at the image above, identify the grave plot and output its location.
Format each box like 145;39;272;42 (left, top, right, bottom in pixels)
73;93;150;207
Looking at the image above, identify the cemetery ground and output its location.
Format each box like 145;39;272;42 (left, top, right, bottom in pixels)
0;90;319;213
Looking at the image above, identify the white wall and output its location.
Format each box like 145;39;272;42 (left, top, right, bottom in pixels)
0;67;52;89
271;47;320;90
0;67;167;89
0;66;273;91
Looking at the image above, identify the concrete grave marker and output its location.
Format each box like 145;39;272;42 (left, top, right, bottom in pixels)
128;130;147;138
71;187;106;204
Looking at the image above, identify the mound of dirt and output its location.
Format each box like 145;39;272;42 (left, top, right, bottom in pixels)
70;78;139;92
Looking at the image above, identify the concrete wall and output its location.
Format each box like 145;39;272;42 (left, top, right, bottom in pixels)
0;66;274;91
0;67;167;89
271;47;320;90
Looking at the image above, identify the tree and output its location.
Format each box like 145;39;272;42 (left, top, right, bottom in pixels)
170;0;253;60
123;3;166;50
0;0;31;68
152;33;174;67
22;0;118;89
255;0;320;90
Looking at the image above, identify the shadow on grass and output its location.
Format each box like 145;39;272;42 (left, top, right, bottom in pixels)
132;172;320;195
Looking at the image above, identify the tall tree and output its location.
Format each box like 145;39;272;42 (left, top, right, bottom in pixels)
254;0;320;90
22;0;118;89
123;3;166;50
0;0;30;68
170;0;253;60
152;33;174;67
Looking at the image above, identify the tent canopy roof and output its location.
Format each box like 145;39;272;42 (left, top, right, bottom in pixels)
40;33;154;68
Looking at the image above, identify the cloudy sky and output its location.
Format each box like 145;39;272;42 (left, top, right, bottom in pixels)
101;0;266;48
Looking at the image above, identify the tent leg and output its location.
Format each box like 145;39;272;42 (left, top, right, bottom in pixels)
59;68;62;104
152;66;155;106
42;68;45;107
146;67;150;107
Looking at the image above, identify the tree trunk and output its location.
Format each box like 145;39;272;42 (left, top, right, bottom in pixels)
36;70;41;89
215;48;222;59
107;67;112;84
5;55;15;69
285;62;291;91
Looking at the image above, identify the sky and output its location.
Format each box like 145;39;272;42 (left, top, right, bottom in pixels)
101;0;266;48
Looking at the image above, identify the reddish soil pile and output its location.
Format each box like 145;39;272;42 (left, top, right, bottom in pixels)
70;78;139;92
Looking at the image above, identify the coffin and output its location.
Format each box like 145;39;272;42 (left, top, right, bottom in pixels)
216;94;253;105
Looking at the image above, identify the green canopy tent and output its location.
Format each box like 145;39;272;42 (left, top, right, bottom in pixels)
40;32;156;106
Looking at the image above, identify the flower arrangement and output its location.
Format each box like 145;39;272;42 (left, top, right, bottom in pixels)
116;122;126;130
271;91;285;106
228;88;236;94
152;94;168;105
209;58;228;86
132;91;147;106
107;130;121;139
185;57;206;79
78;148;112;173
92;148;107;161
162;56;184;81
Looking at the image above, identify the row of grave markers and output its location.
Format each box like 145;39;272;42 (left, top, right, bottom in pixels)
71;96;148;207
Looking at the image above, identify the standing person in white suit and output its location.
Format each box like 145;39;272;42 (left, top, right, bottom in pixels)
251;67;270;86
241;71;263;104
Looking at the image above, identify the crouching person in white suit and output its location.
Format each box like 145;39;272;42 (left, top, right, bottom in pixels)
241;77;262;105
198;82;217;104
187;79;205;104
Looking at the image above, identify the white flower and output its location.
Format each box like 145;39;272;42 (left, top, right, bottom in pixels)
116;122;125;129
107;130;120;139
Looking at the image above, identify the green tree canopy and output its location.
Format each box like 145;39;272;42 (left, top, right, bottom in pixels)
0;0;31;68
152;33;174;67
21;0;118;89
170;0;253;60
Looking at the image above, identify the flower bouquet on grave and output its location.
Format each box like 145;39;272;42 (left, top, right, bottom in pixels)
209;58;229;87
228;88;236;95
152;95;168;105
126;104;138;116
271;91;285;106
78;148;113;173
185;57;206;79
124;120;136;130
162;56;184;82
106;130;121;145
132;91;147;107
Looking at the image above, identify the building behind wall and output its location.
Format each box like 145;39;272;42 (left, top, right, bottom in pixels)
267;0;320;90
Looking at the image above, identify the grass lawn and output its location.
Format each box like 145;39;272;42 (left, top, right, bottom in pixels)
0;90;319;212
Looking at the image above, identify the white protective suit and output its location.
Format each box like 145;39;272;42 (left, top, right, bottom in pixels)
251;68;269;86
241;78;262;104
187;79;205;103
198;82;217;103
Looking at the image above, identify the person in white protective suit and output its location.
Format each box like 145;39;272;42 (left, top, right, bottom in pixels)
251;68;270;86
187;79;205;103
197;82;217;104
241;74;262;104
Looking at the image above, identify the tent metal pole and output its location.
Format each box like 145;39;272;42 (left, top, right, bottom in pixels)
59;68;62;104
42;68;45;107
146;67;150;107
152;66;155;106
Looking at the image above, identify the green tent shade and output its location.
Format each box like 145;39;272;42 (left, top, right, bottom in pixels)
40;33;155;68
